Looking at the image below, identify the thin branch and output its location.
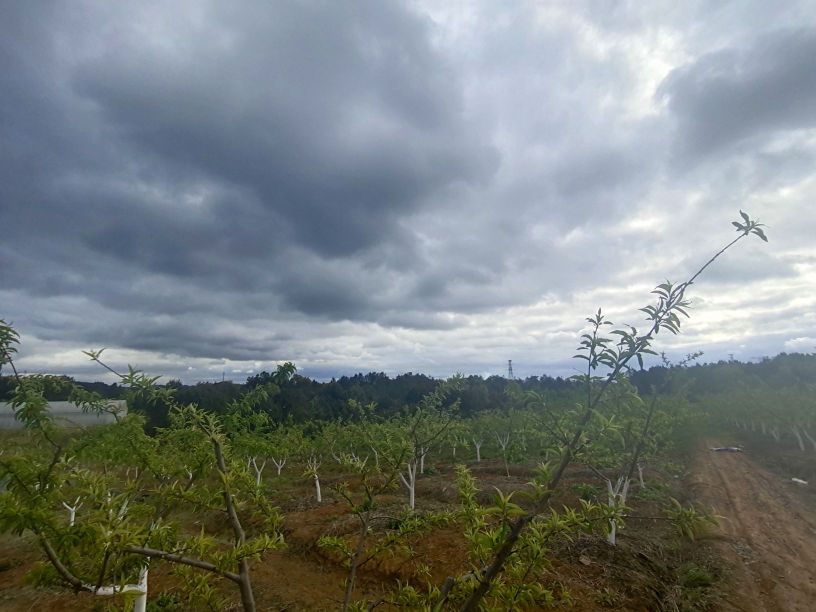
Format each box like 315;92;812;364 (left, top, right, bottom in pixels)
39;536;94;593
124;545;241;583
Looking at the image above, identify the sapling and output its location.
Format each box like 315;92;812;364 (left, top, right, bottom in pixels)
472;437;483;462
451;212;769;611
271;456;287;475
495;432;511;478
305;456;322;503
320;399;450;611
62;496;82;526
419;445;430;474
395;379;461;509
791;426;806;452
802;428;816;451
589;466;629;546
621;351;702;493
267;421;306;476
433;464;605;610
0;331;285;612
399;457;418;510
249;456;267;486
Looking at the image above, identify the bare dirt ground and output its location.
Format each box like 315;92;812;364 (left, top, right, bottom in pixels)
7;446;813;611
689;439;816;612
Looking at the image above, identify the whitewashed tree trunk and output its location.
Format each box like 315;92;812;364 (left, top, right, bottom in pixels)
133;566;148;612
419;446;429;474
271;457;286;475
605;476;630;546
307;457;322;503
473;438;482;462
62;497;82;526
495;432;511;478
792;426;805;451
399;458;418;510
802;428;816;451
637;463;645;489
250;457;266;486
85;565;148;610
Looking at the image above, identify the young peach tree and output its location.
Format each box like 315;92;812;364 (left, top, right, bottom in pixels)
447;211;769;610
0;328;285;612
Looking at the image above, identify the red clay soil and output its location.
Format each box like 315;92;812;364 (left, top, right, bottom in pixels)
689;439;816;611
5;449;816;611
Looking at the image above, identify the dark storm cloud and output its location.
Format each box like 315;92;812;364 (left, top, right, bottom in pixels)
660;28;816;161
68;1;497;257
1;0;498;340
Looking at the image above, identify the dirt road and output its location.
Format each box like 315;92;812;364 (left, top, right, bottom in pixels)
689;440;816;611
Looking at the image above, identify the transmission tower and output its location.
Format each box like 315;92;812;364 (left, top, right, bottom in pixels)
507;359;514;380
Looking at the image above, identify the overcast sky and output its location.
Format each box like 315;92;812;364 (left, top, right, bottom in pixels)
2;1;815;384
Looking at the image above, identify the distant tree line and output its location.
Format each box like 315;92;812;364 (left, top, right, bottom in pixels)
2;352;814;431
630;352;816;397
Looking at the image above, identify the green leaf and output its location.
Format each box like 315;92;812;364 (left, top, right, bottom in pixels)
752;227;768;242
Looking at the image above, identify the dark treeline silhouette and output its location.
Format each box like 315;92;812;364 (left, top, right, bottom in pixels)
2;352;813;431
1;368;578;429
243;370;580;422
630;352;816;397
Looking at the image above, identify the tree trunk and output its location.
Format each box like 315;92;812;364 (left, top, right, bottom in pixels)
342;515;370;611
133;567;148;612
792;426;805;451
213;439;256;612
802;428;816;451
399;460;417;510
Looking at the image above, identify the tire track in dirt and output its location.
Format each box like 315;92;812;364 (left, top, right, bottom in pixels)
690;439;816;611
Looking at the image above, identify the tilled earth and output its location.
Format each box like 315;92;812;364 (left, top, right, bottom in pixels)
1;448;784;611
688;439;816;612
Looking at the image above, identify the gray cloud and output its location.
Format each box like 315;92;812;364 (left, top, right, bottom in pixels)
2;1;815;381
660;28;816;162
69;1;498;257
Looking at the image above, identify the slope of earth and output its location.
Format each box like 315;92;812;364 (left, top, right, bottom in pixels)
0;459;720;611
689;439;816;612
